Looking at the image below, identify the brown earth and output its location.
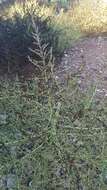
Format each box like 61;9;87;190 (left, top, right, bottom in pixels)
55;36;107;98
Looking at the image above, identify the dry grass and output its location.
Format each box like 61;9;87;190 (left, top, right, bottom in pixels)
70;0;107;34
2;0;54;19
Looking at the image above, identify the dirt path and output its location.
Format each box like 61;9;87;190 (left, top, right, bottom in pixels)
55;36;107;98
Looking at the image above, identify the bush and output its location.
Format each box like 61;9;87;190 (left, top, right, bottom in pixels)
0;0;81;74
0;0;58;74
0;13;59;73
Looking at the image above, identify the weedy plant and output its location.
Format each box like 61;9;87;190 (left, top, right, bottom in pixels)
0;30;107;189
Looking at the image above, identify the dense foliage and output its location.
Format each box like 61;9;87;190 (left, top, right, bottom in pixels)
1;77;107;189
0;0;81;73
0;14;59;73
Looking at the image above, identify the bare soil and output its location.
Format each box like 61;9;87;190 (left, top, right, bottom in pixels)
55;36;107;98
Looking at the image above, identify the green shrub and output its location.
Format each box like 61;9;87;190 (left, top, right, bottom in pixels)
0;13;59;73
0;76;107;189
0;0;82;74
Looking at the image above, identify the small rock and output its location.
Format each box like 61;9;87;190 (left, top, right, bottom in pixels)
64;54;68;57
6;174;17;189
77;80;82;85
10;146;17;157
0;174;17;189
0;177;5;188
0;112;7;125
15;131;22;140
